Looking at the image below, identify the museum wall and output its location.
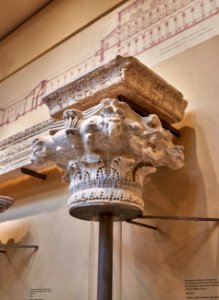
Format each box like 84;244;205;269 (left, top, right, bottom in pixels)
0;0;126;81
1;1;219;299
122;35;219;300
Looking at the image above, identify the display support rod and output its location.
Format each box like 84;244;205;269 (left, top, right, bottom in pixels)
97;214;113;300
0;245;38;250
20;167;46;180
139;215;219;222
126;219;158;230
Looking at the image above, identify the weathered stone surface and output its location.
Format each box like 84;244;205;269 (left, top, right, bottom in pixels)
0;56;186;220
32;97;185;220
43;56;187;124
0;119;54;182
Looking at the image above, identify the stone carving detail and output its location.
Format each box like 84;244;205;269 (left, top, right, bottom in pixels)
43;56;187;124
0;119;54;181
0;196;14;213
32;98;184;220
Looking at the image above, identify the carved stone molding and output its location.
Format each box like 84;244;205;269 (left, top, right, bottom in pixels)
43;56;187;124
0;196;14;213
32;97;185;220
0;119;54;182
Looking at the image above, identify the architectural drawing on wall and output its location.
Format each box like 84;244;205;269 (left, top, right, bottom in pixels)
0;0;219;127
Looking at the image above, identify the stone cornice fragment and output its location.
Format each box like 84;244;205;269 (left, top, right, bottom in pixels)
0;119;54;182
43;56;187;124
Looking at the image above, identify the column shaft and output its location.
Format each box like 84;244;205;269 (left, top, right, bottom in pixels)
97;214;113;300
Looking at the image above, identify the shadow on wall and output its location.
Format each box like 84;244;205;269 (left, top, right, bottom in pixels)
143;125;206;216
122;113;219;299
0;167;69;223
0;231;37;300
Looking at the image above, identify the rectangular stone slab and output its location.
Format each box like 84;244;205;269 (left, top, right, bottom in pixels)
43;56;187;124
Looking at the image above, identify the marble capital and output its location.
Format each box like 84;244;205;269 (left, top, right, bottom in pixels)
32;97;185;220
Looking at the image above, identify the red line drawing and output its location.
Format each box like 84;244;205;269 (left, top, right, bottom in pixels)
0;0;218;127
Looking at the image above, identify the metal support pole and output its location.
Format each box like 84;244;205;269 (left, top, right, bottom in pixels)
139;215;219;222
20;167;46;180
0;245;38;250
126;219;158;230
97;214;113;300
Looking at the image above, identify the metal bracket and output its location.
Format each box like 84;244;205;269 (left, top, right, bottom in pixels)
161;121;180;137
20;167;46;180
0;244;38;252
139;215;219;222
126;220;158;230
127;215;219;231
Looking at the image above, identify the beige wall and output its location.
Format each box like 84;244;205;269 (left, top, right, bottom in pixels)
0;168;96;300
122;35;219;299
0;0;126;81
1;36;219;299
1;1;219;299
